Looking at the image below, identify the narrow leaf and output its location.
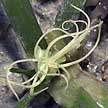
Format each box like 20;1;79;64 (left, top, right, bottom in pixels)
1;0;47;57
49;65;108;108
16;94;33;108
10;68;35;77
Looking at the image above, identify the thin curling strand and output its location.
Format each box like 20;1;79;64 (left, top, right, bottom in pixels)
62;20;79;34
61;19;87;37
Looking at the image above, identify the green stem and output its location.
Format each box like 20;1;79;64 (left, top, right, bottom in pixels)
50;22;102;62
50;32;87;61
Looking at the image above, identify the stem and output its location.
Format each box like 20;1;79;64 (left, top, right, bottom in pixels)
50;22;102;62
50;32;87;61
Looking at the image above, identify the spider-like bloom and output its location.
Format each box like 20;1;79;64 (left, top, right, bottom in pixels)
6;4;103;100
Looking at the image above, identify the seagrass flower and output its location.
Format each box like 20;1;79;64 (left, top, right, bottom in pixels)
5;4;103;100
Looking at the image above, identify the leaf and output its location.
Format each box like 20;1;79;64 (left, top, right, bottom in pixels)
49;65;108;108
72;65;108;108
1;0;47;57
73;87;100;108
55;0;86;27
49;79;99;108
10;68;35;77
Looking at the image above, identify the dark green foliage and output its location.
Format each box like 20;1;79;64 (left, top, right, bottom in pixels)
1;0;47;57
